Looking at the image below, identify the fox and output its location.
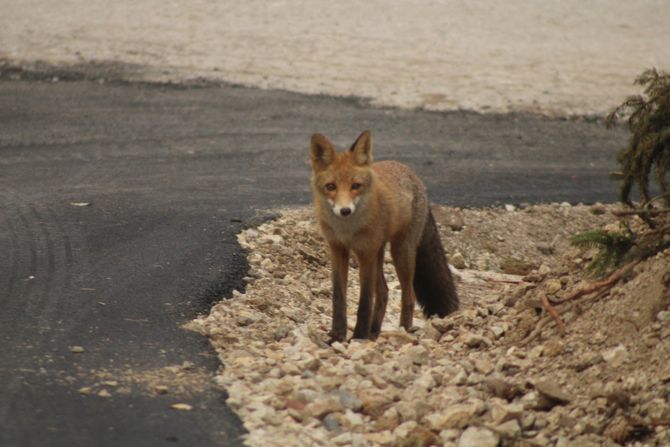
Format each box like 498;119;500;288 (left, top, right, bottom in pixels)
310;130;458;342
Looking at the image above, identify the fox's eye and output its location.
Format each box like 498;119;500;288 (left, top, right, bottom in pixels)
351;183;362;190
325;183;336;191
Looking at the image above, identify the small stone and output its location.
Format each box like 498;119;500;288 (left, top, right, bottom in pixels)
505;204;516;212
543;339;565;357
170;403;193;411
100;380;118;387
495;418;521;438
463;333;489;349
656;310;670;322
423;404;478;430
535;380;572;409
545;279;562;294
154;385;169;395
489;401;524;424
490;325;505;339
97;389;112;398
590;204;607;215
574;353;603;372
78;386;94;395
458;426;500;447
473;358;494;375
374;407;400;431
451;252;467;269
485;377;522;401
331;433;352;445
323;413;341;431
304;396;343;419
336;389;363;411
602;344;628;367
536;242;554;255
69;346;85;353
446;213;465;231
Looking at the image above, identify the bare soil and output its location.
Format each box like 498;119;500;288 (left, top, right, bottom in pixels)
189;203;670;446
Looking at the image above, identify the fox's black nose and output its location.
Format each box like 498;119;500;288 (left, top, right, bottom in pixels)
340;207;352;216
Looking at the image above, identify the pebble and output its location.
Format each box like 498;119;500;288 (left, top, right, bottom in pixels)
457;426;500;447
495;418;521;438
602;344;628;367
69;346;85;353
170;403;193;411
535;380;572;409
451;252;467;269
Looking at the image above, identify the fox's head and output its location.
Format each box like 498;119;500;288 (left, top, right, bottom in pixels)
310;130;373;218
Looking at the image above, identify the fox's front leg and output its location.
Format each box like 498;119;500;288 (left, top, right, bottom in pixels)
329;243;349;343
352;250;377;339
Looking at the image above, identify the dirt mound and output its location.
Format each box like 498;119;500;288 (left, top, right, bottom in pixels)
188;204;670;446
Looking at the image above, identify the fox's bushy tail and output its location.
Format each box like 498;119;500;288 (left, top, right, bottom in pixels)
413;210;459;317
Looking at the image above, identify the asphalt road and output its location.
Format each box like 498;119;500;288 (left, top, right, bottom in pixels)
0;76;627;446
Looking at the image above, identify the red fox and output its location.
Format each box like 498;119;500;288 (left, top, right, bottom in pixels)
310;130;458;342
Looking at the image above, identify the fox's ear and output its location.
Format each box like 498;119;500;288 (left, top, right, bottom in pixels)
310;133;336;171
349;130;372;165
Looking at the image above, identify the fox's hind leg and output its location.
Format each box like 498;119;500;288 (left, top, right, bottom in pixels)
391;239;416;332
370;246;388;339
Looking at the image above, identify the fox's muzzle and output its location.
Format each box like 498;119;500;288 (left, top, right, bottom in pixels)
330;200;356;217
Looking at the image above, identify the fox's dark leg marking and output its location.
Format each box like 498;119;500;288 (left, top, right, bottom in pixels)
329;243;349;343
370;246;388;338
352;250;377;340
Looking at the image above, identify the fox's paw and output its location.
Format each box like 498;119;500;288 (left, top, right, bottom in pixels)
327;331;347;345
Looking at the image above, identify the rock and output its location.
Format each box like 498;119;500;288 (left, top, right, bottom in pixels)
602;344;628;367
485;377;522;401
603;415;633;444
451;252;467;269
322;413;341;431
154;385;169;395
489;400;524;424
656;310;670;322
374;407;400;431
446;212;465;231
473;358;494;375
573;353;603;372
423;404;478;430
399;344;429;365
545;278;563;294
331;432;352;445
364;431;395;445
336;389;363;412
536;242;554;255
69;345;85;353
400;425;441;447
458;426;500;447
359;390;393;418
535;380;572;410
170;403;192;411
490;325;505;339
97;389;112;398
505;204;516;212
543;339;565;357
496;418;521;438
462;333;489;349
304;396;343;419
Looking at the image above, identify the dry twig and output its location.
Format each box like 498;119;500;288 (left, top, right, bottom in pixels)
517;261;639;347
552;260;639;305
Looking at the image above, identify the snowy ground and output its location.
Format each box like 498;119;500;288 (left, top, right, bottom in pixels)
2;0;669;115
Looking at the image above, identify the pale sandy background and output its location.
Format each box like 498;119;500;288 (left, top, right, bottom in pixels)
2;0;669;115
